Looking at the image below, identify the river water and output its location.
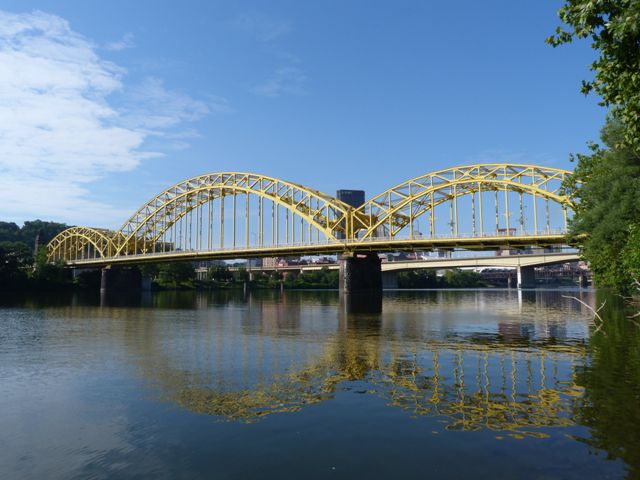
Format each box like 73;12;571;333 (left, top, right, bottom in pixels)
1;289;639;479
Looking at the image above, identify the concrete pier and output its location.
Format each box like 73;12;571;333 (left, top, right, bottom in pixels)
100;266;143;294
516;265;536;289
339;253;382;293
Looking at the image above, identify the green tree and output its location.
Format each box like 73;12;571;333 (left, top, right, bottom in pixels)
0;222;21;243
549;0;640;291
19;220;68;250
31;247;68;286
208;265;233;282
234;267;249;283
398;270;439;288
548;0;640;149
442;269;484;288
0;241;32;288
562;118;640;290
157;262;195;288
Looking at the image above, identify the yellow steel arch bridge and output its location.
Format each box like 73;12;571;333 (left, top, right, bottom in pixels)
48;163;575;266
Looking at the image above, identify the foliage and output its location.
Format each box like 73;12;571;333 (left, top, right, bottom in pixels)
31;248;69;286
0;220;67;251
156;262;196;288
623;224;640;281
562;117;640;291
398;270;439;288
547;0;640;149
208;265;234;282
0;222;21;243
0;241;32;287
234;267;249;283
284;267;338;289
549;0;640;292
398;268;484;288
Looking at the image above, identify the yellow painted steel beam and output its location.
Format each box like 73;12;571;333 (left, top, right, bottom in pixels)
46;164;578;265
64;234;571;267
353;164;574;240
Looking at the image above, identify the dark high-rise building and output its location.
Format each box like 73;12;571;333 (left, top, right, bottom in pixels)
335;190;365;240
336;189;365;208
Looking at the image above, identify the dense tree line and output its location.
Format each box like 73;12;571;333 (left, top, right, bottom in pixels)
549;0;640;292
0;220;69;290
398;269;485;289
0;220;68;250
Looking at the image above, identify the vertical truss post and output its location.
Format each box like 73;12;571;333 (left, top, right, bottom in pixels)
504;185;510;235
275;204;279;245
233;191;237;249
519;192;524;234
449;186;454;236
196;194;201;250
479;182;484;237
471;191;476;236
545;197;550;233
453;183;458;238
533;193;538;235
245;192;249;248
220;192;225;249
430;192;435;237
258;194;263;247
495;189;499;234
207;190;213;251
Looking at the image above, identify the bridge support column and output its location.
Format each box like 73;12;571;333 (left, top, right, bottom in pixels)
381;271;398;290
578;271;589;288
339;253;382;293
100;266;143;294
517;266;536;289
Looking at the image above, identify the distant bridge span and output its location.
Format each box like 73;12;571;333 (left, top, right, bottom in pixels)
238;252;581;274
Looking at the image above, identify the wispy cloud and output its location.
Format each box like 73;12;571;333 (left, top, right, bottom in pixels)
104;32;134;51
0;10;223;226
252;66;307;98
233;11;290;42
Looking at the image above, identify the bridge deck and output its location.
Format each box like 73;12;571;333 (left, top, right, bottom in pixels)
65;233;570;267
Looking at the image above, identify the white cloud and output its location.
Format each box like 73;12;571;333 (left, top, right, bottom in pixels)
252;66;307;98
233;11;290;42
0;10;220;226
104;32;134;51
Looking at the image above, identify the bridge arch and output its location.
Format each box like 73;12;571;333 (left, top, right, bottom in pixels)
113;172;353;256
352;164;573;240
47;227;117;262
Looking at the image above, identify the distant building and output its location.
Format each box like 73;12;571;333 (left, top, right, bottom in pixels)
262;257;278;268
335;189;365;239
336;189;365;208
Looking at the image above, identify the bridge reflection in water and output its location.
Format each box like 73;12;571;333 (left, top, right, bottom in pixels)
51;290;594;439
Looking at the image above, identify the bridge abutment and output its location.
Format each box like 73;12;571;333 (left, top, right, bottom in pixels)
339;253;382;293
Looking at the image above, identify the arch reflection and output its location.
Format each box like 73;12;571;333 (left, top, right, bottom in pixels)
41;290;592;438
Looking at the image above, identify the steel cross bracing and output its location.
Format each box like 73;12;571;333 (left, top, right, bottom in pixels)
47;164;577;266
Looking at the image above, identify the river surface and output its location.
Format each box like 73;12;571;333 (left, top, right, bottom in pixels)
1;289;639;479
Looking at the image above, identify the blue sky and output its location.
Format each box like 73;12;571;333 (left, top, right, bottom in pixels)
0;0;604;228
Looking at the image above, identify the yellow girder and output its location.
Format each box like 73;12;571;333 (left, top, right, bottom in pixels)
353;163;573;240
114;172;354;255
47;226;117;262
46;164;576;265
